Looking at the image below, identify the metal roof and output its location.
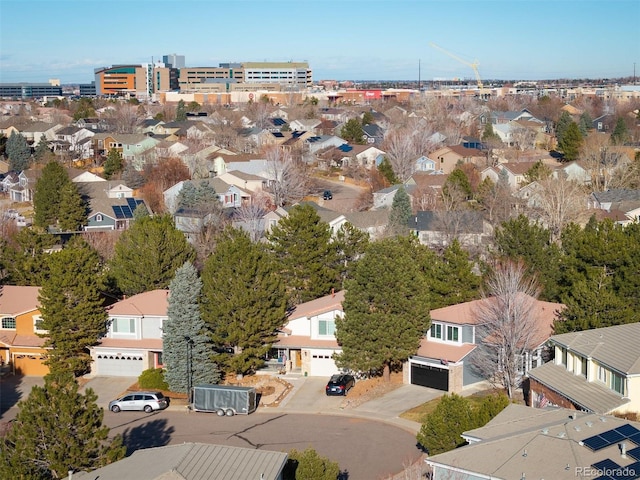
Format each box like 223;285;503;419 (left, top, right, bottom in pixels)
74;443;288;480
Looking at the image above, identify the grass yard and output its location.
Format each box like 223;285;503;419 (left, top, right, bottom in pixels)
400;388;507;423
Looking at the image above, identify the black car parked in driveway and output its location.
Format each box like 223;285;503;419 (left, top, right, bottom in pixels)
325;374;355;396
323;190;333;200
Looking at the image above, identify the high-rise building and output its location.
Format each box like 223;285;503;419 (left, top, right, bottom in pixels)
162;54;185;69
0;81;62;98
94;63;179;98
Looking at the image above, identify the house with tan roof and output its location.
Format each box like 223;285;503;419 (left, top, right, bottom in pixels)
273;290;345;376
89;290;169;377
407;296;563;394
0;285;49;376
426;404;640;480
429;145;486;174
528;322;640;415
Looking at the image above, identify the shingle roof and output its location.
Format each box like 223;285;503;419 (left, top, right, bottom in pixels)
428;404;640;479
0;286;41;315
107;290;169;317
592;189;640;204
549;323;640;374
288;290;345;320
528;362;630;414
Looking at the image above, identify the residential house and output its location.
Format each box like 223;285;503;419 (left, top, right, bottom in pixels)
405;171;447;211
217;170;267;194
555;160;591;184
1;171;19;194
74;443;288;480
429;145;486;174
426;404;640;480
77;181;147;231
8;169;42;202
528;322;640;415
118;134;160;170
372;184;403;210
75;117;110;131
343;209;390;240
482;108;539;125
274;290;345;376
361;123;385;145
331;144;385;169
411;210;494;250
482;161;542;190
0;285;49;376
305;134;346;154
90;290;168;377
593;113;614;132
289;118;321;133
413;155;437;173
319;107;349;123
18;121;62;147
407;296;563;393
52;125;95;159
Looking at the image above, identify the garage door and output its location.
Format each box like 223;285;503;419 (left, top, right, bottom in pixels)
14;354;49;376
309;355;339;377
96;353;145;377
411;363;448;391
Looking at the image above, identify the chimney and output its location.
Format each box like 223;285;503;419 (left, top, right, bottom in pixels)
620;442;627;458
331;288;335;298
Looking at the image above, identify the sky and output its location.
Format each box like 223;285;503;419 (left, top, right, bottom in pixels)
0;0;638;84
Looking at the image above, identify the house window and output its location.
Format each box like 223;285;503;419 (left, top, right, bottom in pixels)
598;366;607;383
1;317;16;329
611;372;624;395
446;326;459;342
561;348;567;367
112;318;135;334
430;323;442;340
580;356;587;378
96;214;103;222
156;351;163;367
33;316;47;334
318;319;335;336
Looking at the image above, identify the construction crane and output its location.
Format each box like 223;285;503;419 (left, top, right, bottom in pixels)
430;42;484;90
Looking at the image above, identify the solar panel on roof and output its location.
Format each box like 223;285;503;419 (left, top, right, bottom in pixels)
120;205;133;218
601;429;626;444
583;434;612;451
592;459;621;471
611;461;640;480
273;132;284;137
112;206;125;219
126;197;138;210
627;446;640;461
628;432;640;446
616;424;640;437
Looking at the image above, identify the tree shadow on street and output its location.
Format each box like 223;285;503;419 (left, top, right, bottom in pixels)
0;372;27;417
121;418;175;455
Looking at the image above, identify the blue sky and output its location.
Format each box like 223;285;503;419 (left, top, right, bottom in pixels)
1;0;638;84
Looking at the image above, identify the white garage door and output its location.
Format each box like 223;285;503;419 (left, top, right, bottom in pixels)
96;353;145;377
309;353;339;377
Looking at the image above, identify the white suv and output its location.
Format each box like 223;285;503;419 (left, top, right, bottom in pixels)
108;391;169;413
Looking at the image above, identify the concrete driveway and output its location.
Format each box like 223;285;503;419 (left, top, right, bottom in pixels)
80;376;138;409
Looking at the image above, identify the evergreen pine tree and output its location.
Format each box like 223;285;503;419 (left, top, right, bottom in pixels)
335;237;431;381
386;186;412;236
610;117;629;145
494;215;562;301
266;204;340;306
557;121;582;161
340;118;365;144
110;214;196;296
103;148;123;179
285;447;340;480
39;237;109;376
377;157;398;185
430;240;481;308
164;262;220;392
578;112;593;136
0;372;125;478
34;139;54;163
1;228;56;286
6;131;31;171
34;160;70;228
201;228;287;376
332;221;369;285
416;394;476;454
58;182;87;232
176;99;188;121
554;111;573;146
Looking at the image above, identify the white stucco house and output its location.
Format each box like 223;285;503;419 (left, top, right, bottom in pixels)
273;290;345;377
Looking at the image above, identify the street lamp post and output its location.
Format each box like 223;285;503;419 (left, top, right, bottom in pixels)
184;336;193;403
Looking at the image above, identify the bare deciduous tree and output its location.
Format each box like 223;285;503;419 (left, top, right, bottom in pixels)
382;129;418;182
233;193;271;242
531;174;588;244
265;147;310;207
510;123;537;151
472;260;542;399
104;104;138;134
580;133;626;191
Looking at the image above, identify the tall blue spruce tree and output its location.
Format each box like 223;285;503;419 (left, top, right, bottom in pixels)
163;262;220;393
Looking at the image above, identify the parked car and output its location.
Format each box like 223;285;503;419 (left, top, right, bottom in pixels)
325;374;355;396
108;391;169;413
323;190;333;200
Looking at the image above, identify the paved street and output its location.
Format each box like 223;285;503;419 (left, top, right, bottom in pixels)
0;373;435;479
